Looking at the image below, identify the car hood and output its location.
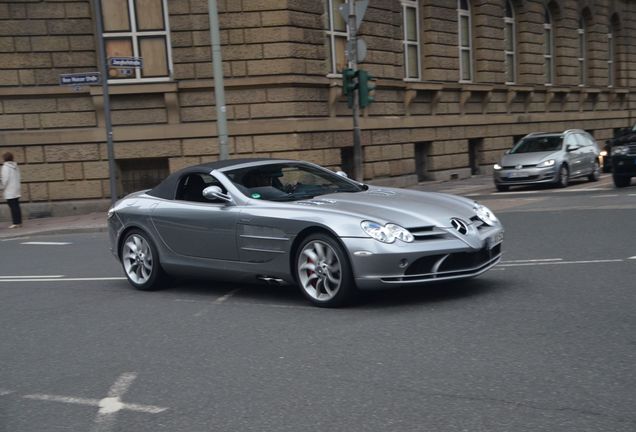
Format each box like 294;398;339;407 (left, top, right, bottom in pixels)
294;187;480;229
500;151;558;166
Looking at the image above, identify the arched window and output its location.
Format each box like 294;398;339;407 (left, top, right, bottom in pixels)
504;0;516;84
458;0;472;82
578;16;586;86
402;0;421;80
543;6;554;85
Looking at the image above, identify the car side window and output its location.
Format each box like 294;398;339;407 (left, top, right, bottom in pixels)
177;173;226;203
574;134;590;148
564;134;578;149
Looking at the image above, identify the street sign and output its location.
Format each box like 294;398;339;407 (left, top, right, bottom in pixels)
109;57;143;68
59;72;101;86
338;0;368;31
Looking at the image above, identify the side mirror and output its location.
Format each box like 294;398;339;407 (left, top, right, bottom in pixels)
202;186;232;203
566;145;578;152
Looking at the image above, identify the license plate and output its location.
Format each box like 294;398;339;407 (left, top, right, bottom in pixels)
488;232;504;248
508;171;528;178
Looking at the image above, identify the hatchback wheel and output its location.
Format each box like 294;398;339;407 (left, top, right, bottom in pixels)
295;234;356;307
556;165;569;188
588;161;600;182
496;184;509;192
120;229;166;291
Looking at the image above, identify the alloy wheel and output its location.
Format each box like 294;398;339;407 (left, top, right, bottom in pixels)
297;240;342;302
122;234;154;285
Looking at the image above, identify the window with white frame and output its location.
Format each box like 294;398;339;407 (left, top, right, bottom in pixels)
326;0;349;75
607;27;615;87
101;0;172;82
543;6;554;85
578;16;586;85
504;0;516;84
458;0;472;82
402;1;420;80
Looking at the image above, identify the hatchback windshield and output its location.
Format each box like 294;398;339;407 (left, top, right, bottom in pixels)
224;163;365;201
510;136;563;154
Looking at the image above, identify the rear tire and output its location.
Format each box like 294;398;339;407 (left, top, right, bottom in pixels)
613;175;631;188
588;161;600;182
120;229;166;291
295;233;356;307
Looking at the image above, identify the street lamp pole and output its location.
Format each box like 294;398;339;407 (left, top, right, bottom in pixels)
93;0;118;205
207;0;229;160
348;0;363;182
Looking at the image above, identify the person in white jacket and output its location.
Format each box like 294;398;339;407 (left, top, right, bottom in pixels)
1;152;22;228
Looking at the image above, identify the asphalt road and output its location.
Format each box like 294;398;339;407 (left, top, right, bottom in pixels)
1;181;635;432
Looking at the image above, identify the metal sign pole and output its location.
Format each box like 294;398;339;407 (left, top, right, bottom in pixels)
93;0;118;205
348;0;363;182
208;0;229;160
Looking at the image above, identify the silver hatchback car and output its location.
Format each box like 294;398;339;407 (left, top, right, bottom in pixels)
493;130;601;192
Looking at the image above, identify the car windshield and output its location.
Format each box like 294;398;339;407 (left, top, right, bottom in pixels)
224;163;365;201
510;136;563;154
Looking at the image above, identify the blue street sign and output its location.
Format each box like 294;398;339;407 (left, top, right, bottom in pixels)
109;57;143;68
59;72;102;86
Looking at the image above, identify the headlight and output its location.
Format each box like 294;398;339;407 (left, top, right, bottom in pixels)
600;150;608;157
536;159;556;168
493;163;502;170
612;145;629;156
361;221;414;244
473;204;498;226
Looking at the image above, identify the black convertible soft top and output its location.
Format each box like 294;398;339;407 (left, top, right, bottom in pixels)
146;158;287;200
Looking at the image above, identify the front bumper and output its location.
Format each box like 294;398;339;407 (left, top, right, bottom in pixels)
342;227;504;290
494;166;558;186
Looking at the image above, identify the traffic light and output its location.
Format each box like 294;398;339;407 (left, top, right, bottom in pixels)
342;68;358;108
357;69;375;108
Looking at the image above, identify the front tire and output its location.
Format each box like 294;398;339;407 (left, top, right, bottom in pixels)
613;175;631;188
120;229;166;291
556;165;569;188
295;233;356;307
495;184;509;192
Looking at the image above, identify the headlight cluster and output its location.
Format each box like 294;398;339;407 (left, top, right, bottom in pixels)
612;145;629;156
473;204;498;226
361;221;414;244
493;163;502;170
537;159;556;168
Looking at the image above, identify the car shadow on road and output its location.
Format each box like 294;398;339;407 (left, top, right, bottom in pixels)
162;275;505;310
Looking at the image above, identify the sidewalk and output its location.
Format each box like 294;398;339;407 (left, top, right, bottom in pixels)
0;212;108;240
0;175;496;240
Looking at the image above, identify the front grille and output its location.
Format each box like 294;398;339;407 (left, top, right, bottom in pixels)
502;164;536;169
404;244;501;276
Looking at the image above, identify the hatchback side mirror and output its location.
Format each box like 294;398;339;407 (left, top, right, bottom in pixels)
566;145;579;152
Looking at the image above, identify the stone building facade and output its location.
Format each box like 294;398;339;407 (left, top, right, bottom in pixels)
0;0;634;218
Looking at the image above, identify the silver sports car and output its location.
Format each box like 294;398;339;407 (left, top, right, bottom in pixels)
108;158;504;307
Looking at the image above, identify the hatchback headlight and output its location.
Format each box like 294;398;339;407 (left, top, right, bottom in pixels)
493;163;502;170
473;204;498;226
612;145;629;156
536;159;555;168
361;221;414;244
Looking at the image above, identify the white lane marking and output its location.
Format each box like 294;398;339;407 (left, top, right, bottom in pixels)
502;258;562;263
0;277;126;282
499;259;624;267
20;242;72;245
0;275;64;279
629;256;636;260
589;194;619;198
214;288;241;304
0;389;14;396
23;373;167;432
175;298;312;310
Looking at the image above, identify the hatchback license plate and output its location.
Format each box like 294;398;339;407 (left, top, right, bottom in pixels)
508;171;528;178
